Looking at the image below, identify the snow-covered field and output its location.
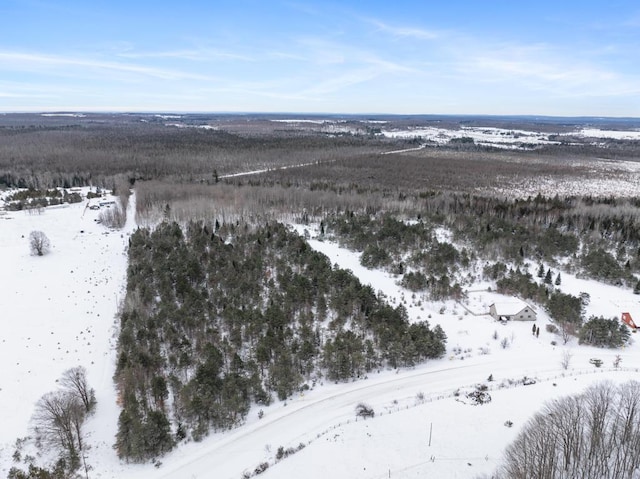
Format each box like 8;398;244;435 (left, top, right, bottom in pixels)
381;125;640;148
580;128;640;140
381;126;560;149
2;193;640;479
0;191;134;475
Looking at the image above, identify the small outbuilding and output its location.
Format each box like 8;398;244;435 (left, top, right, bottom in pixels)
622;312;638;331
489;299;536;321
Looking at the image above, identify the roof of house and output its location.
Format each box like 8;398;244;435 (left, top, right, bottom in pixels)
490;299;534;316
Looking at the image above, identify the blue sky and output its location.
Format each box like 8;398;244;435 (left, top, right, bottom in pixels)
1;0;639;116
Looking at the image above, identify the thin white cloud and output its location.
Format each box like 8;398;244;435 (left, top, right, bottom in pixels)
0;92;52;98
293;36;417;74
361;55;416;74
368;19;440;40
299;68;381;96
117;48;254;62
267;50;308;62
0;51;214;81
295;38;347;65
359;14;640;105
213;87;310;102
457;42;638;98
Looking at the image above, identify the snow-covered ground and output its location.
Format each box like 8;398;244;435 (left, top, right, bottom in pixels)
165;122;218;130
380;125;560;149
380;125;640;148
2;197;640;479
0;190;134;475
40;113;87;118
579;128;640;140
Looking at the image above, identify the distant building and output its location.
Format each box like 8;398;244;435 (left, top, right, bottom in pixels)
621;312;638;331
489;299;536;321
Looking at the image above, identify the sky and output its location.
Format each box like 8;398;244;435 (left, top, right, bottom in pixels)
0;0;639;116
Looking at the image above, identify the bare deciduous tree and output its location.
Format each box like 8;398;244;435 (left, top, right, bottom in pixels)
98;205;126;229
114;174;132;212
561;350;573;370
495;381;640;479
33;391;85;472
27;367;96;478
29;230;50;256
559;320;577;345
60;366;96;414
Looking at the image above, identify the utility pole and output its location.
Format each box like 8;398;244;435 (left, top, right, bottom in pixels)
428;422;433;447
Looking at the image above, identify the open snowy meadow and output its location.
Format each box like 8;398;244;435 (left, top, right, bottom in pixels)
2;190;640;479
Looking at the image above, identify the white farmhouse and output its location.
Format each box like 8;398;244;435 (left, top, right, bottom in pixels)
489;299;536;321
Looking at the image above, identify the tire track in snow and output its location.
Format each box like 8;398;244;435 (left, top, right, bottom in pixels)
156;361;488;479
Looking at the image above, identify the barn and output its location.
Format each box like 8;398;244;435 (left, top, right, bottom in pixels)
489;299;536;321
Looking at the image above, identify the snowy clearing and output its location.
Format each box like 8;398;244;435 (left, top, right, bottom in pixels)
380;125;640;149
579;128;640;140
380;126;559;148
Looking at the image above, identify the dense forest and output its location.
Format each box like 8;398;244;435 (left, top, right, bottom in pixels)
1;113;638;195
321;194;640;284
115;221;446;461
0;117;388;190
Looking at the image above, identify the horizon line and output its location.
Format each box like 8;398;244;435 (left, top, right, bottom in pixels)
1;110;640;121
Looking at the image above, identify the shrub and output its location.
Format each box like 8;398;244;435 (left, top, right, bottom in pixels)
360;244;391;269
581;248;627;284
355;403;375;419
29;231;50;256
484;262;508;280
466;389;491;405
401;271;428;291
98;205;126;229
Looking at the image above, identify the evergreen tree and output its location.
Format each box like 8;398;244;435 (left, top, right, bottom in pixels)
537;263;545;278
115;221;448;462
143;410;174;457
555;273;561;286
579;316;630;348
544;268;553;285
115;400;144;461
547;292;583;325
